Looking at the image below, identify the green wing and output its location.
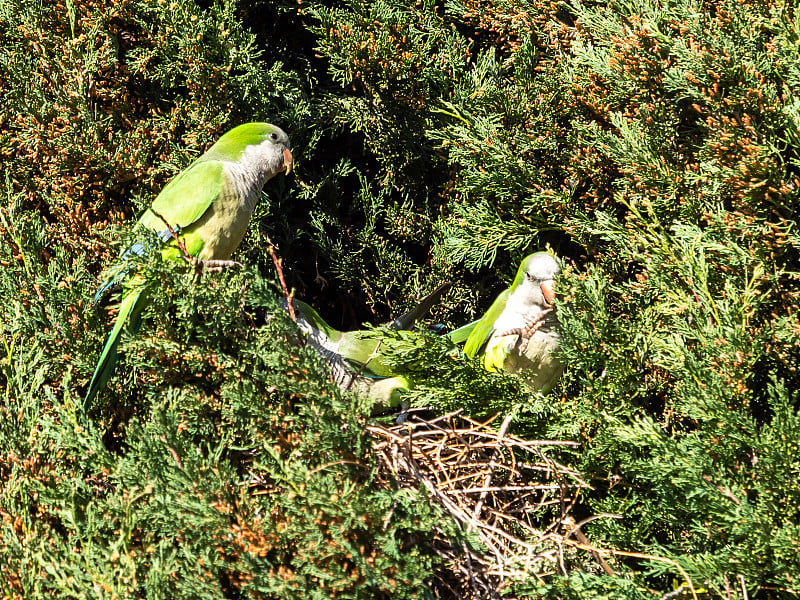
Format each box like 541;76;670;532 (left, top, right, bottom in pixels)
463;288;511;358
340;284;452;377
482;334;512;372
447;320;478;344
136;160;225;233
333;327;397;378
293;300;390;376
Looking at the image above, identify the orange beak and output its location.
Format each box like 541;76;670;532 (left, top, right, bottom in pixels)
282;148;293;175
540;280;556;307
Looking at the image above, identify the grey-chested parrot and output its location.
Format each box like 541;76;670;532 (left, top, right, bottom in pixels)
86;122;293;405
289;283;451;410
458;251;564;392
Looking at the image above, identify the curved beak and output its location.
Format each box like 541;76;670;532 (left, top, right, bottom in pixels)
282;148;293;175
540;279;556;307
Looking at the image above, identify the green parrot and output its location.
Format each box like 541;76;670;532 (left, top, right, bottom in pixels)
289;283;451;410
461;251;564;392
86;122;293;405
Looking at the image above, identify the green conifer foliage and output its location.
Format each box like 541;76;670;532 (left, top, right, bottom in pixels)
3;0;800;596
0;206;454;598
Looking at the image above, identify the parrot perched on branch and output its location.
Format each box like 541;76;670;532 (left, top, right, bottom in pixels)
289;282;451;410
86;122;293;405
459;251;564;392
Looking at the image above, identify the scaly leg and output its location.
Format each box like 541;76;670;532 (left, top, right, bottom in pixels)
190;257;243;277
497;308;553;353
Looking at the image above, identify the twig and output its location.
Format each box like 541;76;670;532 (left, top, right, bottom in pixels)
450;484;578;494
659;584;691;600
703;474;742;506
461;540;479;597
498;308;551;353
267;241;295;322
150;209;192;265
160;435;184;469
564;516;616;577
559;538;700;600
149;209;246;277
344;339;380;392
473;415;513;522
557;536;568;577
738;575;748;600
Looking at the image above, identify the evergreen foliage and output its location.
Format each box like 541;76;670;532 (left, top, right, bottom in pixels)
0;208;456;598
2;0;800;597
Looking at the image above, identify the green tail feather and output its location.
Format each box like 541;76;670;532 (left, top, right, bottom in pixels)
85;285;150;406
446;320;478;344
389;282;451;330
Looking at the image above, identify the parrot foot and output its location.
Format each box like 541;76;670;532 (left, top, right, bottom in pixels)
190;258;243;276
499;308;552;353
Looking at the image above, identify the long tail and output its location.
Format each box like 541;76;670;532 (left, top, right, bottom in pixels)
446;320;479;344
389;282;451;330
85;284;150;406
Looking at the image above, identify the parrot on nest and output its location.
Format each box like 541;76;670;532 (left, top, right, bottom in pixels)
456;251;564;392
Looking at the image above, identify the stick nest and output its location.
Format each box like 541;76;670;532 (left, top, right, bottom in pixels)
368;409;594;599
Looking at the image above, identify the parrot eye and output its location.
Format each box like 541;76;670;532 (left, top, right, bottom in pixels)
269;132;279;142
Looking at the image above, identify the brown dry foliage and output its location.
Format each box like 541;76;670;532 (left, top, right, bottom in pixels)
2;0;249;268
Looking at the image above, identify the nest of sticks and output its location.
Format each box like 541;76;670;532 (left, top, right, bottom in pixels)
367;409;605;599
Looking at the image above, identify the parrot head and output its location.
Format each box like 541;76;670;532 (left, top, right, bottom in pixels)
512;251;562;308
203;122;293;176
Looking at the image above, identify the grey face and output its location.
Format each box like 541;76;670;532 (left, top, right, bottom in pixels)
524;253;561;283
250;127;293;175
523;252;561;307
265;126;291;149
